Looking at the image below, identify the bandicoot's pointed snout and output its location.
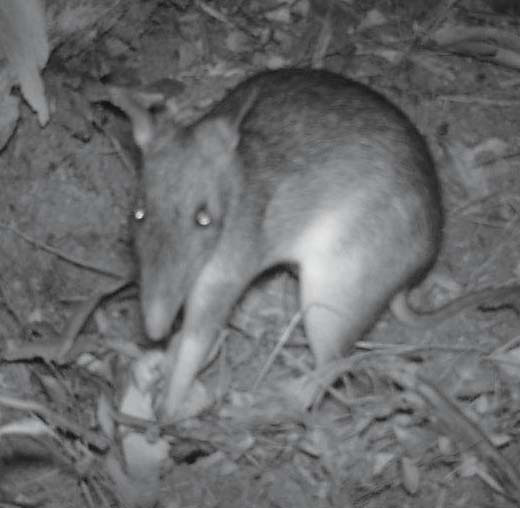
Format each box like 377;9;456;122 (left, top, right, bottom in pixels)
144;298;174;340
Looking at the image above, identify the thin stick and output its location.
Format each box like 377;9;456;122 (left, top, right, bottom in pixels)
0;222;128;279
252;309;305;391
437;95;520;107
253;303;351;395
80;480;96;508
355;341;489;356
280;350;357;408
197;0;236;27
0;394;110;451
414;374;520;502
88;476;114;508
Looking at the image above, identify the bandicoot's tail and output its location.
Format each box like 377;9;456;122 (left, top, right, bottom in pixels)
390;285;520;328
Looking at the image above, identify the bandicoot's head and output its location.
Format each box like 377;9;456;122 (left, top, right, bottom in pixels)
111;89;246;339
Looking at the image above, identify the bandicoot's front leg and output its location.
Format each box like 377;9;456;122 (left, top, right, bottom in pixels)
159;252;255;421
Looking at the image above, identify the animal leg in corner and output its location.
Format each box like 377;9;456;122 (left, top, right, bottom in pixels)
159;253;255;422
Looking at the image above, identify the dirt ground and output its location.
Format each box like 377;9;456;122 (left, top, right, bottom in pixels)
2;0;520;507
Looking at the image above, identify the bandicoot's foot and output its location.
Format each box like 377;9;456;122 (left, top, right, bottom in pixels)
158;379;214;423
280;374;326;410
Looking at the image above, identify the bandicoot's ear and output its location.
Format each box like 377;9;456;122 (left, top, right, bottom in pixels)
208;86;260;152
108;87;165;150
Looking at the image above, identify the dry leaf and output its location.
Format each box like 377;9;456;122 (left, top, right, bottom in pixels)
494;347;520;379
226;30;251;53
393;424;435;458
489;433;511;448
97;393;115;439
438;435;454;456
0;416;54;438
292;0;311;18
459;453;503;493
131;350;163;394
401;456;420;495
444;138;509;196
357;9;387;31
373;452;394;475
264;55;289;69
105;451;163;508
459;453;479;477
265;6;292;24
34;373;69;406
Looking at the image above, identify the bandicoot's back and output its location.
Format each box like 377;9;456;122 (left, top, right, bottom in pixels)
114;68;443;419
204;69;442;267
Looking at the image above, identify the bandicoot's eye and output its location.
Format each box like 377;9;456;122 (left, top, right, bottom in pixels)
134;206;146;221
133;195;146;222
194;206;212;227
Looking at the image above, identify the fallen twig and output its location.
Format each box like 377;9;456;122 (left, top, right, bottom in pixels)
437;95;520;107
417;0;461;40
391;367;520;503
0;394;110;451
252;309;304;391
312;5;333;69
0;222;128;279
432;25;520;53
252;302;343;391
431;25;520;70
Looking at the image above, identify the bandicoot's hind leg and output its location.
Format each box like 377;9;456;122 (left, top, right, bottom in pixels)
282;251;374;409
299;251;379;368
159;251;256;421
